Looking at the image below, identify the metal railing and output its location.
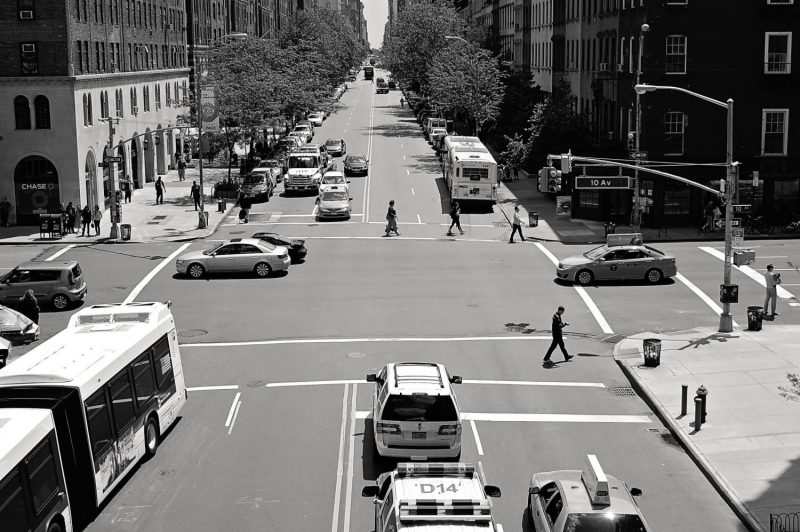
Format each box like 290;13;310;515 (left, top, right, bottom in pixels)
771;511;800;532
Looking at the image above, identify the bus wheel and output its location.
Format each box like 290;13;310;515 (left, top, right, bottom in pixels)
145;417;160;458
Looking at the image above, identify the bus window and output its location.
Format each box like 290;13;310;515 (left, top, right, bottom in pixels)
86;390;114;457
26;438;60;515
153;336;173;389
109;370;136;432
0;470;26;531
132;352;157;408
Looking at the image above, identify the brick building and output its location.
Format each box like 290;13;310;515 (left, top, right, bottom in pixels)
0;0;190;225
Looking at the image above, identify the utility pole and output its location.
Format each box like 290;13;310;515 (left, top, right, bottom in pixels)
196;74;207;229
632;23;649;230
100;117;120;239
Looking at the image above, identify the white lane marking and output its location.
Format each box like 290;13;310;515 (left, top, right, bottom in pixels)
759;256;788;259
227;399;242;435
331;384;349;532
362;89;375;223
462;379;605;388
187;385;239;392
700;246;795;299
124;242;191;303
403;154;406;161
342;384;357;532
411;188;415;196
224;392;241;427
463;413;651;423
266;380;364;388
262;213;364;218
535;243;614;334
311;204;319;216
406;169;410;176
355;411;650;423
182;335;554;348
401;143;404;148
417;214;422;224
45;244;76;261
222;221;365;226
469;420;484;456
675;273;740;327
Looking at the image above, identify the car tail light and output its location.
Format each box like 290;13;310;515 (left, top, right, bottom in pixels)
279;253;288;260
376;422;400;434
438;424;460;436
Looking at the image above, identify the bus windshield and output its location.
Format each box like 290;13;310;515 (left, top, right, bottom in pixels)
288;156;319;169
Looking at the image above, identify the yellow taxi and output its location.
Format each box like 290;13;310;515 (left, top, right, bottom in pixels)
528;455;650;531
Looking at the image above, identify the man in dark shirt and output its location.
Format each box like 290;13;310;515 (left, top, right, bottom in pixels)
543;306;572;364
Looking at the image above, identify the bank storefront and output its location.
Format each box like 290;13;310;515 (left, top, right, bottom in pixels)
13;155;60;226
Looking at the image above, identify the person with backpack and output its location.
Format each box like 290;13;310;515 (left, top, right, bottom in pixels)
447;201;463;236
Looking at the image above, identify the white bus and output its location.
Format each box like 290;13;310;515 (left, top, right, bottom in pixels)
0;408;73;532
0;301;186;529
442;136;498;203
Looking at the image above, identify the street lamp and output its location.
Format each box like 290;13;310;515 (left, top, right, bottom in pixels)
635;83;736;333
632;23;649;230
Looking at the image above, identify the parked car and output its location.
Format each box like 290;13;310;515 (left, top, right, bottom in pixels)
325;138;347;157
0;305;40;344
252;233;307;263
239;169;275;202
0;261;87;310
343;154;368;176
308;112;325;127
293;124;314;141
387;79;397;90
255;159;284;182
175;239;290;279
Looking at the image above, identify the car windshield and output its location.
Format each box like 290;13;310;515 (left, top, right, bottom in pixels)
324;175;345;184
584;245;609;260
322;191;348;202
563;513;646;532
644;245;664;256
382;394;458;422
243;174;265;184
289;156;318;168
326;140;341;146
347;156;365;163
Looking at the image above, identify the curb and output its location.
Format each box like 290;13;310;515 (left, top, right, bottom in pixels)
612;341;765;532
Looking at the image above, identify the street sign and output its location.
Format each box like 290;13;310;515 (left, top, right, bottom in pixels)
629;151;648;160
732;218;741;227
106;156;122;163
98;162;107;168
575;176;633;190
732;204;751;214
714;219;724;229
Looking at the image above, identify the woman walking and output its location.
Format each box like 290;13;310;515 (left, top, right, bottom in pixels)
80;205;92;236
92;205;102;236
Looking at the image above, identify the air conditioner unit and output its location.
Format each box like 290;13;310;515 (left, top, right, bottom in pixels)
22;43;36;53
19;10;34;20
599;62;609;72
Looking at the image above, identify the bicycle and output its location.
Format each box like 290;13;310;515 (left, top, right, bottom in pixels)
781;214;800;233
744;214;775;235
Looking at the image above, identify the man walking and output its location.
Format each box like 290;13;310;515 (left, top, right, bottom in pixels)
764;264;781;317
509;206;525;243
155;176;166;205
190;181;201;211
177;158;186;181
447;201;463;236
543;306;572;365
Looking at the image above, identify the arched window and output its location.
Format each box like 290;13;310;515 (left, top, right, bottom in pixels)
87;93;93;125
34;95;51;129
14;96;31;129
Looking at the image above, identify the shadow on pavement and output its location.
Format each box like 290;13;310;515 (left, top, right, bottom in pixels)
365;123;419;139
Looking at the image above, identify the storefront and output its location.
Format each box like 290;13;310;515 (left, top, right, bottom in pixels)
13;155;60;226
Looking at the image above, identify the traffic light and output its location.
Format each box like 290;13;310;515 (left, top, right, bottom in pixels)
548;168;562;193
537;168;549;192
627;131;636;152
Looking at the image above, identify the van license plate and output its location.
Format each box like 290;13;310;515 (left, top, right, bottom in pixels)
412;432;426;439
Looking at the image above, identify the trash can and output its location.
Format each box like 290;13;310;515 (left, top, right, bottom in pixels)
528;211;539;228
747;306;764;331
217;199;227;213
643;338;661;367
605;221;616;236
120;224;131;241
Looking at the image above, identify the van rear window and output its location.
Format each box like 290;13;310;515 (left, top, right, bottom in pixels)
382;394;457;422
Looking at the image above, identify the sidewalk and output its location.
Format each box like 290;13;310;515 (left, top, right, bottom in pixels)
615;324;800;532
0;165;235;244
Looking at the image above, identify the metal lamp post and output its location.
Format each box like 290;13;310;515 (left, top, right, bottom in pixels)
635;83;735;332
632;23;649;230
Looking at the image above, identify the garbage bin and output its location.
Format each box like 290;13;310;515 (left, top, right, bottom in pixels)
643;338;661;367
217;199;227;213
747;306;764;331
120;224;132;241
528;211;539;228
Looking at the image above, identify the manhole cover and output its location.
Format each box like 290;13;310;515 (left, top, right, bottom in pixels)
159;469;175;477
177;329;208;338
246;380;268;388
602;334;627;344
346;352;366;359
608;386;637;397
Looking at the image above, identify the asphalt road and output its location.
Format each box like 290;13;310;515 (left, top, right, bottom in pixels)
5;69;800;531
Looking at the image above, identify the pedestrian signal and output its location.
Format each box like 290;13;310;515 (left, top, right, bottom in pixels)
548;169;563;193
627;131;636;152
720;283;739;304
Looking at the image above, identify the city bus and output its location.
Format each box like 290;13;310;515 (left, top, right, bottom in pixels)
0;301;186;528
442;136;498;203
0;409;73;532
363;66;374;80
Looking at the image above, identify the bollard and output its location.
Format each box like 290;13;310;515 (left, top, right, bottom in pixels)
681;384;688;416
694;397;703;430
696;385;708;423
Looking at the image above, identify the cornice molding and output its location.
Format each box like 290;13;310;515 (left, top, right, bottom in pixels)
0;69;191;89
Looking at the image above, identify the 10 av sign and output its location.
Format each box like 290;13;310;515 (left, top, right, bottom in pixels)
575;176;633;189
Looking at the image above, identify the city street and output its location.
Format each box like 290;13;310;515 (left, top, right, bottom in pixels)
6;70;800;531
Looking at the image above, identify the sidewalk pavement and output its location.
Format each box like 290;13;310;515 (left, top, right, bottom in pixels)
615;324;800;532
0;165;236;245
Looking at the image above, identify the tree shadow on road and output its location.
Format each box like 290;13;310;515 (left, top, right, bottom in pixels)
677;332;739;350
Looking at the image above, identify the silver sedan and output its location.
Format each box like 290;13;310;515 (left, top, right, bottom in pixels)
175;238;290;279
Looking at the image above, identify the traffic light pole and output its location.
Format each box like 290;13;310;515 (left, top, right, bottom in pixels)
100;117;120;239
719;99;735;333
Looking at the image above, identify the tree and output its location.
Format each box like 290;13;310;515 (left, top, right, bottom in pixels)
382;0;465;93
426;43;505;135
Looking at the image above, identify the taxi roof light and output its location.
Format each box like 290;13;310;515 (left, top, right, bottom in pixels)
581;454;611;506
397;462;475;477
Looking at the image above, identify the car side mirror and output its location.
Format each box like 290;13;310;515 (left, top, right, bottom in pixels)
366;373;376;382
349;198;354;202
449;375;462;384
484;485;501;498
529;486;540;495
630;487;642;497
347;180;351;184
362;486;379;498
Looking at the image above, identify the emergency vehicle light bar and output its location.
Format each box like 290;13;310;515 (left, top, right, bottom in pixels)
398;499;492;522
397;462;475;477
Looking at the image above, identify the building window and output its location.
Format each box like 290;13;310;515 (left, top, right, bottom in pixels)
663;111;685;155
20;42;38;75
100;91;108;118
83;40;90;73
143;86;150;112
773;179;799;217
130;87;137;115
762;109;789;155
764;32;792;74
76;41;84;73
115;89;123;117
579;190;600;208
34;95;50;129
155;84;161;109
165;83;171;105
663;185;691;216
17;0;35;19
14;96;31;129
95;42;101;73
665;35;686;74
767;0;794;4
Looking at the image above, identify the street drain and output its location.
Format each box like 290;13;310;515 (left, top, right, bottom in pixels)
177;329;208;338
153;215;168;220
659;431;682;448
159;469;175;477
602;334;627;344
608;386;637;397
246;380;268;388
346;352;367;359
